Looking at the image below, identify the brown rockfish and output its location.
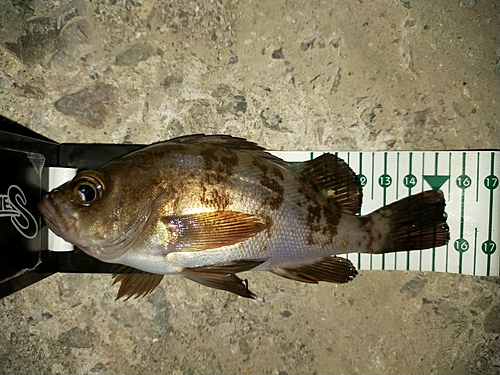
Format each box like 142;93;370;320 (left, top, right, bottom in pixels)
38;135;449;299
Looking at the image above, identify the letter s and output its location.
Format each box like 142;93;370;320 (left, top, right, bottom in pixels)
8;185;38;239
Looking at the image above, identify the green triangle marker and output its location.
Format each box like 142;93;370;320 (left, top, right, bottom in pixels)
423;175;450;190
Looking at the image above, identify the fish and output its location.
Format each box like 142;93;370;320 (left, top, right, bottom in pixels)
38;134;450;300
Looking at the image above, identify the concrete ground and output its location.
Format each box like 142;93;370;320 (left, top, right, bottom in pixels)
1;0;499;374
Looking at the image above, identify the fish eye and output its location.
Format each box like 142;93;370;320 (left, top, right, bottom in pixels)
71;171;106;206
77;183;98;203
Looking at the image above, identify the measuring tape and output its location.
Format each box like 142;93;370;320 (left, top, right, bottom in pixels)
271;150;500;277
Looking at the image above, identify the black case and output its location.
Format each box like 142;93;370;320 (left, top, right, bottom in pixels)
0;115;144;298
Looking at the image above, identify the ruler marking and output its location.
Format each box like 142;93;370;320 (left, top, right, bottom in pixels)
422;153;426;191
487;249;491;277
357;152;364;269
432;153;440;271
345;152;351;266
458;152;468;274
408;152;413;196
418;152;426;271
396;152;400;199
371;153;375;201
394;152;400;270
474;227;478;275
421;153;426;270
447;152;452;197
485;152;497;276
445;152;453;272
434;152;438;174
406;153;414;270
370;152;374;271
383;152;389;270
487;152;496;241
476;152;480;202
345;153;352;266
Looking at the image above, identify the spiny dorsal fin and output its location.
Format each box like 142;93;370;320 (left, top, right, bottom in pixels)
166;134;265;152
291;153;362;214
180;260;265;298
162;211;267;252
272;256;358;284
112;267;164;300
164;134;289;166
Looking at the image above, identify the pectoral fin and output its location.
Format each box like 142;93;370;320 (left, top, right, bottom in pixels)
272;256;358;284
180;260;265;298
112;267;164;300
162;211;267;252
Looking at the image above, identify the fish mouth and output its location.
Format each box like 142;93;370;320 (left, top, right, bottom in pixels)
37;194;78;241
38;194;153;262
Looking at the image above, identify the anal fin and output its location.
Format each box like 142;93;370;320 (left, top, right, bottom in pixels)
272;256;358;284
112;266;164;300
180;259;265;299
183;273;255;299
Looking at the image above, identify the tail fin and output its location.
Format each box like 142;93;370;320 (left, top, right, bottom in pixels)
368;190;449;254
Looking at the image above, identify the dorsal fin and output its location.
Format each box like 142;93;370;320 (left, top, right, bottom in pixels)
290;153;362;214
163;134;289;166
166;134;266;152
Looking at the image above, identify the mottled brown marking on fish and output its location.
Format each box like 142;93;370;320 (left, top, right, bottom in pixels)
304;202;339;246
271;165;284;181
321;205;339;240
306;203;321;245
220;151;238;173
200;146;217;171
252;159;284;210
306;204;321;230
359;215;377;252
262;214;274;238
199;183;231;211
200;147;238;184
